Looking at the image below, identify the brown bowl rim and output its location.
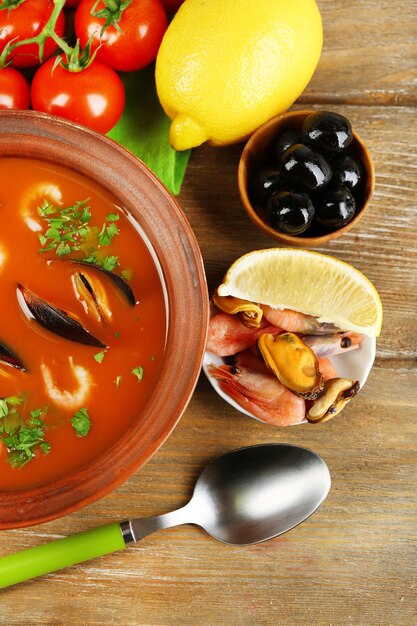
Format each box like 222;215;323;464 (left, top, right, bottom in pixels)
238;109;375;247
0;110;209;529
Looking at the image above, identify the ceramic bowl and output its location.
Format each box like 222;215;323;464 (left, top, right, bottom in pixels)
203;336;376;424
0;111;209;529
238;110;375;247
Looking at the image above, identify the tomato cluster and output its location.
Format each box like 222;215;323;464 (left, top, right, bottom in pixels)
0;0;183;133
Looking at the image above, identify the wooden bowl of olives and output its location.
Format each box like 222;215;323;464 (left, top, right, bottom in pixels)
238;110;375;246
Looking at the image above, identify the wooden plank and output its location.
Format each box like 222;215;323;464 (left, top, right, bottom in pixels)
301;0;417;105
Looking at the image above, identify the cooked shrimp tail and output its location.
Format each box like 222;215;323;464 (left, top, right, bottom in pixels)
318;357;338;381
208;361;305;426
262;306;340;335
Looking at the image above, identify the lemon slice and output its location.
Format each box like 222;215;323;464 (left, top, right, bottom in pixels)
217;249;382;337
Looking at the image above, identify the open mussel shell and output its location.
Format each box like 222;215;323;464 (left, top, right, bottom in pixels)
258;331;323;399
212;293;263;328
72;271;113;324
17;284;105;348
0;341;26;371
55;259;136;306
307;378;360;423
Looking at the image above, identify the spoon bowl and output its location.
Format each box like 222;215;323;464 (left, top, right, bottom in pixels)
0;444;331;589
190;444;331;545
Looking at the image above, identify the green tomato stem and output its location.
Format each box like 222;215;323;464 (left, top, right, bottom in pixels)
0;0;72;68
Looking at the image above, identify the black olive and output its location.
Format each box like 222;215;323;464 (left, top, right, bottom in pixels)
302;111;353;154
314;187;356;230
273;130;301;161
250;167;284;206
279;144;332;193
266;191;315;235
331;154;362;192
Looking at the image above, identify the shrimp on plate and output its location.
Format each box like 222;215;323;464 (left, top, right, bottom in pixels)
206;313;279;357
261;306;340;335
303;332;363;358
208;349;305;427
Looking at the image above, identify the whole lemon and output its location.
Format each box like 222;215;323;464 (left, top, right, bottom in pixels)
155;0;323;151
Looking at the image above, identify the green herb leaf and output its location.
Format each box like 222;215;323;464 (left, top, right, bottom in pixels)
121;268;132;282
132;366;144;381
0;399;8;418
6;395;24;407
114;331;121;338
98;222;119;247
3;419;50;468
102;255;119;271
56;241;72;257
36;197;128;280
94;350;106;364
71;408;91;437
40;441;51;455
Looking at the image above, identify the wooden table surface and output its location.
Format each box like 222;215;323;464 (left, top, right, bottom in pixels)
1;1;416;624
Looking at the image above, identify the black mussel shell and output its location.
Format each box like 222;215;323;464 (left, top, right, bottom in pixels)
0;341;26;371
17;285;106;347
59;260;136;306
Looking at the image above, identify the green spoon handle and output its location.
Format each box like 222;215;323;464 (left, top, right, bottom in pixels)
0;522;127;589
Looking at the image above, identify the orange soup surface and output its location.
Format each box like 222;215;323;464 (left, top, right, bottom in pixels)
0;158;166;491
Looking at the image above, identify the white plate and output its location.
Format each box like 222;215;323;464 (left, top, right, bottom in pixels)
203;336;376;424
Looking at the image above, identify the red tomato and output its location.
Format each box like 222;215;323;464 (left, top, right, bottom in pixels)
75;0;168;73
0;67;30;109
31;58;125;134
0;0;66;69
160;0;184;13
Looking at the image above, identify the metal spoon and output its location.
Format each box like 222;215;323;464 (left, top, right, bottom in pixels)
0;444;330;589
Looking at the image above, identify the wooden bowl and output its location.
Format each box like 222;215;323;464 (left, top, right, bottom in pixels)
238;110;375;247
0;111;209;529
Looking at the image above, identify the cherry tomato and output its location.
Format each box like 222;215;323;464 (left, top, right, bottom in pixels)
0;0;66;69
160;0;184;13
0;67;30;109
75;0;168;72
31;58;125;134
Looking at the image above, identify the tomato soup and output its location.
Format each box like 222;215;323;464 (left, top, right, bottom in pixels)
0;158;166;491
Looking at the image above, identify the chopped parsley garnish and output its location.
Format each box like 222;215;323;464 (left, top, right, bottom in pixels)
101;255;119;271
114;331;121;338
121;268;133;282
70;408;91;438
37;200;121;271
0;399;50;468
132;366;144;381
94;350;106;363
